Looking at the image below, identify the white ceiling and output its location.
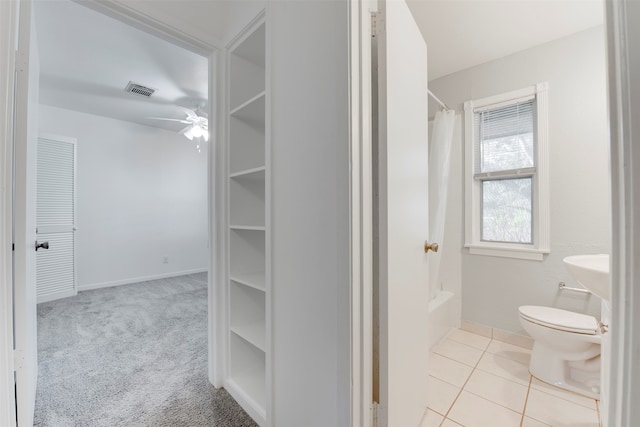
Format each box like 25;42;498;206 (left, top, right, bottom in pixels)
407;0;604;81
35;0;209;132
35;0;604;130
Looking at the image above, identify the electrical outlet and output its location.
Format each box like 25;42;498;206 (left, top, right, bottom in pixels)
162;256;169;264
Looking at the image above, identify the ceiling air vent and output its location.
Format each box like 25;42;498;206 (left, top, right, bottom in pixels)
124;81;156;97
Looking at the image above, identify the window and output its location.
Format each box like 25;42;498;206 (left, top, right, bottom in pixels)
464;84;549;260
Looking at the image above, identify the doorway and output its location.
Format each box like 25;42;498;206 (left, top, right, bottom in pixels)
10;0;233;425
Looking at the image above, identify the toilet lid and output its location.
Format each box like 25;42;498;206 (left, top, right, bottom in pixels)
519;305;599;335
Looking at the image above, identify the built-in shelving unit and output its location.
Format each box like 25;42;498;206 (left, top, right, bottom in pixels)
226;13;269;426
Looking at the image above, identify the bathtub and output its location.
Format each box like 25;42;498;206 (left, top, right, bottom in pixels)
428;290;460;350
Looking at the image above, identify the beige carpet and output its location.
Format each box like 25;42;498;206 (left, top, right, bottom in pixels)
34;273;257;427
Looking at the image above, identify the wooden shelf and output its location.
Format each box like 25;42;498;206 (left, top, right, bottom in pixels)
229;229;265;281
229;116;265;174
226;15;267;427
231;22;266;67
230;274;265;292
230;281;266;351
229;333;266;407
230;92;266;129
229;170;265;227
230;225;265;231
231;322;266;352
227;376;266;424
230;166;266;179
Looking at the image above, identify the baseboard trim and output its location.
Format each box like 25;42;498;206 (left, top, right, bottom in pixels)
78;268;208;292
460;319;534;349
37;289;77;304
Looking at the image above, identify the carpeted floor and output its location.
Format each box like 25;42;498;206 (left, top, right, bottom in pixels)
34;273;257;427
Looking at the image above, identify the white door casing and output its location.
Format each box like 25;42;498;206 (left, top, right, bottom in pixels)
376;0;430;425
13;0;40;425
36;135;77;303
605;0;640;425
0;0;19;425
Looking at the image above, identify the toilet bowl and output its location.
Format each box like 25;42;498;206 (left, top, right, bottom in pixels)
519;305;601;399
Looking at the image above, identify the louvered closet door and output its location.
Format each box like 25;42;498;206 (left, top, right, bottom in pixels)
36;135;77;303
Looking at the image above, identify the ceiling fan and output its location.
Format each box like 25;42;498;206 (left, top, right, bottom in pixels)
148;107;209;142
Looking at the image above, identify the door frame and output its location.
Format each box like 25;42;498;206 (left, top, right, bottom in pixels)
604;0;640;425
348;0;375;426
347;0;640;426
0;1;226;424
0;1;20;425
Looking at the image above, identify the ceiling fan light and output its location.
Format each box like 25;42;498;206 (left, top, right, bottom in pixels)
191;125;204;138
184;127;195;140
203;130;209;142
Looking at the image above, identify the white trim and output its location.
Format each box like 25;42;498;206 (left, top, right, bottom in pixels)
77;268;208;292
38;132;76;145
0;0;18;425
471;86;537;110
464;83;550;261
72;0;220;53
210;47;225;389
37;289;77;304
465;244;547;261
605;0;640;426
536;82;550;253
349;1;375;426
263;7;273;424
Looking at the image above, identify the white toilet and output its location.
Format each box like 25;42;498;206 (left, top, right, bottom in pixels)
519;305;602;399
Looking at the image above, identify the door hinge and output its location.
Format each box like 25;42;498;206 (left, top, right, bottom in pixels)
12;243;14;251
371;12;379;38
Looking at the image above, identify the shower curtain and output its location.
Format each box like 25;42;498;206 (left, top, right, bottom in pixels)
429;109;456;301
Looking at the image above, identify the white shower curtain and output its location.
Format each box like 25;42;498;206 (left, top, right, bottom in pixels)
429;109;457;301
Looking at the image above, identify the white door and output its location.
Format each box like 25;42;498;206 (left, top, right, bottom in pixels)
36;135;77;303
13;0;40;425
376;0;430;425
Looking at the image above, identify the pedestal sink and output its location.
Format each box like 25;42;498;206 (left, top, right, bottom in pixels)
563;254;610;301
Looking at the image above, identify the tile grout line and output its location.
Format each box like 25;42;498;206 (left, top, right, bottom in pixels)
527;378;600;410
437;337;493;426
519;374;534;427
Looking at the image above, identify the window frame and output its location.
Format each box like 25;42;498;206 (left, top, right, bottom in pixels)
464;83;550;261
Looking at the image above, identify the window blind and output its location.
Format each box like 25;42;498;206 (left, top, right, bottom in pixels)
474;97;536;174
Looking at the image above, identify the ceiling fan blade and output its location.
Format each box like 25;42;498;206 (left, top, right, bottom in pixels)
179;107;199;120
179;125;193;135
146;117;191;124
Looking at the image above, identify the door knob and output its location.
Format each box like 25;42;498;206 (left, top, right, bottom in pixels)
35;241;49;251
424;241;439;253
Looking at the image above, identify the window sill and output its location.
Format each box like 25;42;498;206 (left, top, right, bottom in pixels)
464;244;549;261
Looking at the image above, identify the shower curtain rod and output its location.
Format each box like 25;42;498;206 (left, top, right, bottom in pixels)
428;89;450;111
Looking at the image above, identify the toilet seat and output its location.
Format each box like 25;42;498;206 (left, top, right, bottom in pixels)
519;305;599;335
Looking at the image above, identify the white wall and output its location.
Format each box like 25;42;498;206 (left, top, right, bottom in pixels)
38;105;208;290
270;1;350;425
429;27;610;333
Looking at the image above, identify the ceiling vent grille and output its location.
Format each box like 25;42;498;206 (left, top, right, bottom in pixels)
124;81;156;97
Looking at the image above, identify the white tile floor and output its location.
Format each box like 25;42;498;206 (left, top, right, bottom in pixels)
422;328;601;427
